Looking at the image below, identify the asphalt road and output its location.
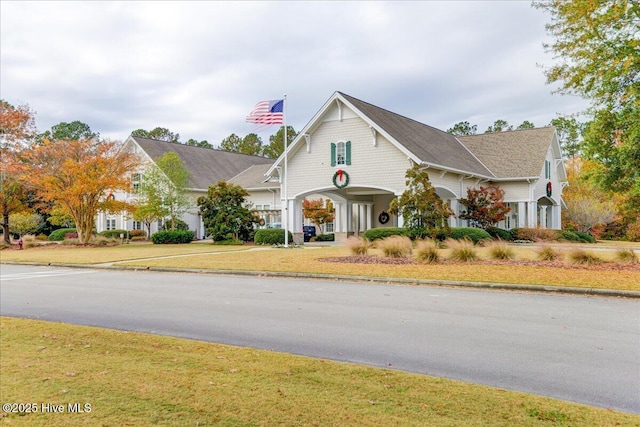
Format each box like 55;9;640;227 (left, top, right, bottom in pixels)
1;264;638;413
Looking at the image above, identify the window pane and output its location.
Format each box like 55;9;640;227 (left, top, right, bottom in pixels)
336;142;345;165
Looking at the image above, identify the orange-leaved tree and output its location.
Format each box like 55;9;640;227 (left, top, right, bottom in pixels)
1;100;36;244
302;198;335;234
459;184;510;229
24;138;138;244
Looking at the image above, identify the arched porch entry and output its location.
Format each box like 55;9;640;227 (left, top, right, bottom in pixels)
289;185;397;243
434;187;459;228
536;196;560;229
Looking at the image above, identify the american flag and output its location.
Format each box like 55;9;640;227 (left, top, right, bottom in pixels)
245;99;284;125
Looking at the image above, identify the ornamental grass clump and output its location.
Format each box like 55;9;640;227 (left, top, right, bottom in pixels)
344;236;370;256
378;235;413;258
414;238;441;263
487;241;515;260
568;248;602;265
446;238;478;262
615;248;638;264
536;245;560;261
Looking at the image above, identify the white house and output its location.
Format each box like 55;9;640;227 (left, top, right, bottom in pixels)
96;136;274;239
264;92;567;242
96;92;567;242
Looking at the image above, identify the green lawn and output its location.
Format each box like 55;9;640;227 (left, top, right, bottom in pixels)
2;317;638;426
3;241;637;291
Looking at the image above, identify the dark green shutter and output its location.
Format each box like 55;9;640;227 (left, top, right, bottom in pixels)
331;143;336;166
346;141;351;165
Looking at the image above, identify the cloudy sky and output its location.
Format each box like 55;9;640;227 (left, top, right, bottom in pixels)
1;1;589;146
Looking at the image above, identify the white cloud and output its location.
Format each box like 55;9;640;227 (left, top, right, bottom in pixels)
1;1;589;144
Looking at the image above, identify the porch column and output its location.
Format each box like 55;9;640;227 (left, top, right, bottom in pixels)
517;202;527;229
290;199;302;232
359;204;366;232
552;205;561;230
539;206;548;229
396;197;404;227
527;201;538;228
346;203;353;233
366;203;373;230
449;199;458;227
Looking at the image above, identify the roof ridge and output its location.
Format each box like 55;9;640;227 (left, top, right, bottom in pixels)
131;135;272;160
460;126;555;138
338;92;452;137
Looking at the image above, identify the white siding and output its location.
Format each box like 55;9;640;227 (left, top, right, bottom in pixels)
285;117;410;198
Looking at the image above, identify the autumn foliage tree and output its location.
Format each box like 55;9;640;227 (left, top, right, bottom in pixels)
389;165;454;231
302;198;335;234
24;138;138;244
459;185;511;229
0;100;36;243
535;0;640;220
563;158;619;234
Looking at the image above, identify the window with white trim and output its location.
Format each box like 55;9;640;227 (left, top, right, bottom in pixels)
336;142;346;165
132;173;142;193
544;160;551;179
330;141;351;166
106;217;116;230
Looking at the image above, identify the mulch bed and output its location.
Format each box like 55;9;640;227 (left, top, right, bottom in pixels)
319;255;640;271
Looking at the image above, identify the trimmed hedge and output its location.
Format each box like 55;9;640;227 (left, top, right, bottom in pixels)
254;229;294;245
99;229;128;239
449;227;492;244
151;230;195;244
486;226;512;241
49;228;77;241
315;234;335;242
363;227;409;241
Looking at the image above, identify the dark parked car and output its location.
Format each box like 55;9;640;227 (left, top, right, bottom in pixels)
303;225;316;242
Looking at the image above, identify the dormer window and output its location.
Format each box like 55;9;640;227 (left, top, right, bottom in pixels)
132;173;142;193
331;141;351;166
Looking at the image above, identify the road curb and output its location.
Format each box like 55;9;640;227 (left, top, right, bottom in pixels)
3;261;639;298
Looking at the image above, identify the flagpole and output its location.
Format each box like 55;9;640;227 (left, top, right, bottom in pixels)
283;94;288;248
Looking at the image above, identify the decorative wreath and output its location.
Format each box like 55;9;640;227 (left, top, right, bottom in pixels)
378;211;390;224
106;193;115;201
333;169;350;189
258;218;265;226
546;181;552;197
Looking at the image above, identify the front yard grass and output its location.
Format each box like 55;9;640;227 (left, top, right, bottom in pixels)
0;242;248;264
2;317;638;426
2;242;639;290
120;246;640;291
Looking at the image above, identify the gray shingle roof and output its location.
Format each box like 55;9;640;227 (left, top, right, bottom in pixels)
228;164;278;190
132;137;273;190
338;92;494;177
458;127;555;178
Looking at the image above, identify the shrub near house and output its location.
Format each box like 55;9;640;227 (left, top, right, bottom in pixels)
151;230;194;244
